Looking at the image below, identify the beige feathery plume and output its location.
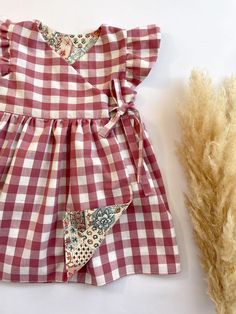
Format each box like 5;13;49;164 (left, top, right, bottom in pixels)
176;69;236;314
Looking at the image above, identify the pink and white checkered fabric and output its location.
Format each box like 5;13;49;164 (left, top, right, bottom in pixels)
0;18;181;285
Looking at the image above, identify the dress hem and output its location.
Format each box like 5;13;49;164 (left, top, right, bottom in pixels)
0;265;181;286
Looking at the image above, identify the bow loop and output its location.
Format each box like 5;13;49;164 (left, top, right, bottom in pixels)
98;78;136;137
98;78;155;196
109;77;135;109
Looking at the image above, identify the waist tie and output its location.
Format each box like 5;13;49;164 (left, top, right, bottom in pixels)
98;78;155;197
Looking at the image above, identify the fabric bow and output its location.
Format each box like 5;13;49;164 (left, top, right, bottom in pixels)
98;78;155;196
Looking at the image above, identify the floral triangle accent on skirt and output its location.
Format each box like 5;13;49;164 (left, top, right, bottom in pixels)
62;200;132;279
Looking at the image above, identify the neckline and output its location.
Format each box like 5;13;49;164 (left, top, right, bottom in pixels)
33;19;107;71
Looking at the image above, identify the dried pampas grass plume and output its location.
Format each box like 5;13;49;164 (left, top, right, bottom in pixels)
176;69;236;314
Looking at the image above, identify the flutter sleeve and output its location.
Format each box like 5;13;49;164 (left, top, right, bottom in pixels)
126;24;161;88
0;18;12;76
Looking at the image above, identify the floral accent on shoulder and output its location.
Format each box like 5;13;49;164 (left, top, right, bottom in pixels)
38;21;101;64
62;201;132;279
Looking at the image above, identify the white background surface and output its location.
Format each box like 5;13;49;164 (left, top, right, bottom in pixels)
1;1;235;313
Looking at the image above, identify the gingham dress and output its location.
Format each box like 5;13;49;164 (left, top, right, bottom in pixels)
0;18;181;285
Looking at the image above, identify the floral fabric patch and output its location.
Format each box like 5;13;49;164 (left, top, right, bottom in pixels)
62;202;132;279
38;21;101;64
